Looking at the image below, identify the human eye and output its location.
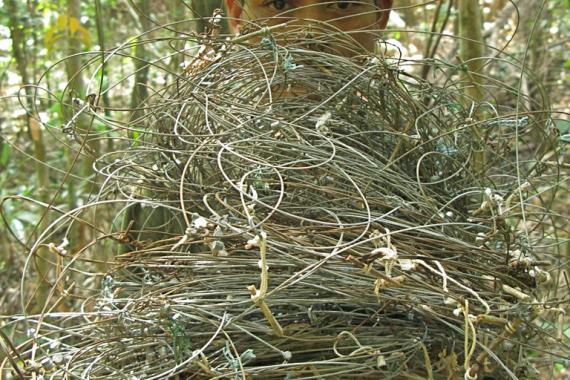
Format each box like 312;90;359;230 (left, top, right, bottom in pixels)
267;0;289;10
331;0;356;11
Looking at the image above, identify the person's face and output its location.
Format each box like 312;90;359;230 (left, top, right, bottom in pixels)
225;0;392;54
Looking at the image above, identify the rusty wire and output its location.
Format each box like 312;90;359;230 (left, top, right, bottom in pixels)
1;12;568;380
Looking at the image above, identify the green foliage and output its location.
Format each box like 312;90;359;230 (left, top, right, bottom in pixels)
556;119;570;143
0;151;42;245
1;192;39;242
0;142;10;168
165;316;193;362
45;99;65;128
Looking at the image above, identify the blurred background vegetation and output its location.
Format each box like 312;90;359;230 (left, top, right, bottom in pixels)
0;0;568;377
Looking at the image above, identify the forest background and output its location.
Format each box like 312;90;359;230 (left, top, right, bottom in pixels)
0;0;569;378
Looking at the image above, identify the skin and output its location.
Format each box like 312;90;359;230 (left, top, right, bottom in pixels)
224;0;393;54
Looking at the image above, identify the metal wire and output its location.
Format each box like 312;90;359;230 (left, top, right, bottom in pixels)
2;15;568;380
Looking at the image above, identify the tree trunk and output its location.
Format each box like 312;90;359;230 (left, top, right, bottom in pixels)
458;0;485;102
397;0;417;26
519;0;550;111
27;0;39;84
65;0;86;96
0;122;7;172
7;0;51;313
168;0;187;77
516;0;553;156
458;0;486;178
64;0;100;279
64;0;99;185
6;0;48;192
130;0;151;125
192;0;228;34
94;0;112;117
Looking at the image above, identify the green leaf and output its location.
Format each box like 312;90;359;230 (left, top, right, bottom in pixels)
15;210;39;225
0;143;10;167
565;58;570;69
9;219;25;241
447;103;463;113
559;134;570;143
555;119;570;134
49;102;62;115
21;185;34;197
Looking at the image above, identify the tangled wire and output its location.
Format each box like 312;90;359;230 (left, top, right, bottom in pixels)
2;16;568;380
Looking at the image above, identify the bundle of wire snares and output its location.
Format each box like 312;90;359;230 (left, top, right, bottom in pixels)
4;17;568;380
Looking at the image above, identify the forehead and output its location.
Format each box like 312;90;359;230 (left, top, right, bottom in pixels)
247;0;376;5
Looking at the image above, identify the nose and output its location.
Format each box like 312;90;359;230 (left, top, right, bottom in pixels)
269;4;362;57
282;7;334;52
